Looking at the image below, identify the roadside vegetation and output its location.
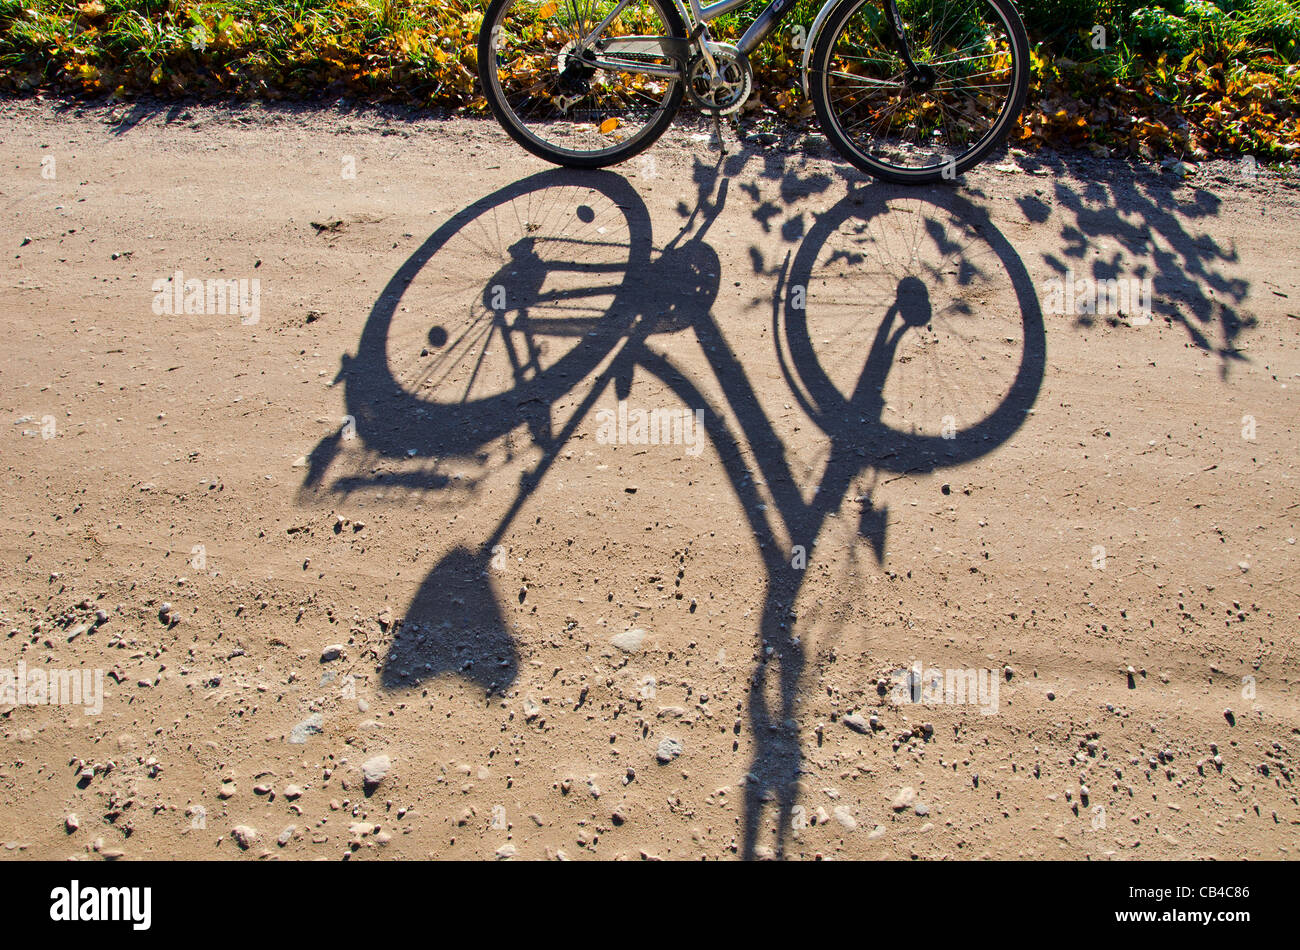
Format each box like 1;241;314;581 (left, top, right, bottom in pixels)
2;0;1297;160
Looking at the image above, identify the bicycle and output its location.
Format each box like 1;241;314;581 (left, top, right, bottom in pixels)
477;0;1029;184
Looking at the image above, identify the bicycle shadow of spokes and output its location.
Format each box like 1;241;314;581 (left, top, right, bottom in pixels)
297;167;716;695
297;163;1045;858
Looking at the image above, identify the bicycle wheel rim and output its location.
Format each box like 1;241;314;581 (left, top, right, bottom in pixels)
779;187;1045;472
817;0;1026;178
347;170;649;460
483;0;683;163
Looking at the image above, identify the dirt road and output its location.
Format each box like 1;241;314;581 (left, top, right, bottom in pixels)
1;97;1298;860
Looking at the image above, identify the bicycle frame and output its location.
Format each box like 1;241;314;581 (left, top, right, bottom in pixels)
582;0;922;93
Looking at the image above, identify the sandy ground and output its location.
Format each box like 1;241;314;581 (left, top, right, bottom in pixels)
0;96;1298;860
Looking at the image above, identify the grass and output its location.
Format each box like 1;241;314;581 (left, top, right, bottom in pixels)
1;0;1297;159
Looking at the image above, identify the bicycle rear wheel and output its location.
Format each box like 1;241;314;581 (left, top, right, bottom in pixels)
810;0;1029;184
478;0;688;168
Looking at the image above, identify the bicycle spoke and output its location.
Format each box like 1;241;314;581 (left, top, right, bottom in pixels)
819;0;1023;176
485;0;680;160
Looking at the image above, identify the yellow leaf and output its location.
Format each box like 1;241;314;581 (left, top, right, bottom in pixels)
150;65;163;84
599;117;620;134
538;2;558;16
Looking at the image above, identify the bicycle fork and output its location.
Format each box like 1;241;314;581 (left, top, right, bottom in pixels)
883;0;936;91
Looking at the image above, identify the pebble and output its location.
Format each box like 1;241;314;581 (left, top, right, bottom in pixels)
891;786;917;811
289;713;323;744
656;738;683;763
65;814;79;832
914;803;930;817
277;825;296;847
610;628;646;652
843;713;870;734
320;644;345;662
495;843;517;860
218;782;237;799
833;806;856;830
231;825;257;849
283;785;303;799
361;755;391;788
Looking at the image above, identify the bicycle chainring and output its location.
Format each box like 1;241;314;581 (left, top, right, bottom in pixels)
686;43;752;115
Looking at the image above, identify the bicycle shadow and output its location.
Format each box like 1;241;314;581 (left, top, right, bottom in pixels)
294;143;1266;858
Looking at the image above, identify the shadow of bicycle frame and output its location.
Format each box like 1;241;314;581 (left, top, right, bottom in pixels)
300;157;1048;857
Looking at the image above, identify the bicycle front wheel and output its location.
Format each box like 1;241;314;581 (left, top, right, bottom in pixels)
810;0;1029;184
478;0;688;168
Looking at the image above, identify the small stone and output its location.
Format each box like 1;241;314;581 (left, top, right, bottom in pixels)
833;806;856;830
289;713;323;744
610;628;646;652
361;755;391;788
218;782;237;799
231;825;257;849
320;644;345;662
277;825;296;847
655;738;683;764
868;825;886;839
495;843;517;860
891;786;917;811
253;783;272;795
157;602;173;623
283;785;303;800
65;814;79;832
914;803;930;817
843;713;870;734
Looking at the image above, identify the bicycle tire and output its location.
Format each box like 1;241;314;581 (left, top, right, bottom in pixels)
478;0;688;168
810;0;1029;184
